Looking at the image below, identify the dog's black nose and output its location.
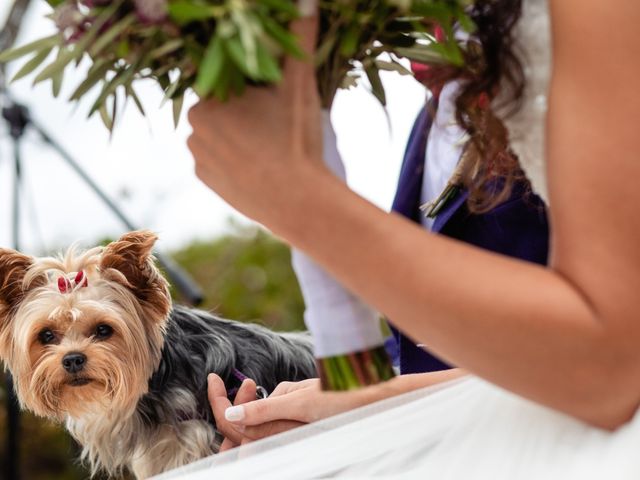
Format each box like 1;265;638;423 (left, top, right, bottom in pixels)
62;352;86;374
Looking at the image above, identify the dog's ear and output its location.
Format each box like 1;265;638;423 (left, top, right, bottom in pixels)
0;248;34;312
0;249;35;354
100;231;170;319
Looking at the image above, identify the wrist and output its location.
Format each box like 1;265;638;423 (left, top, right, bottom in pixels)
265;165;341;239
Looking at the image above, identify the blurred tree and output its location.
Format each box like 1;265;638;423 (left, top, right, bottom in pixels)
0;226;305;479
171;225;305;332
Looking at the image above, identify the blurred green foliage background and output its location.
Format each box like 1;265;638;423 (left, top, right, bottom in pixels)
0;226;305;479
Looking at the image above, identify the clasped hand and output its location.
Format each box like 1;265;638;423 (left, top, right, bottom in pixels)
207;374;380;451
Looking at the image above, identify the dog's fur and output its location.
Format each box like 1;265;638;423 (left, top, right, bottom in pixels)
0;231;316;478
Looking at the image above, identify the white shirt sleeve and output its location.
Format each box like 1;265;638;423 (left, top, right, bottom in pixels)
291;111;384;358
421;81;467;230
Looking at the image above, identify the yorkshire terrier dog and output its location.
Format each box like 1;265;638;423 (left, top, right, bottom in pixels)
0;231;316;478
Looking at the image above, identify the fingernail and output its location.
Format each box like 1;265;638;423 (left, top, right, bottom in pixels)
298;0;316;17
225;405;245;422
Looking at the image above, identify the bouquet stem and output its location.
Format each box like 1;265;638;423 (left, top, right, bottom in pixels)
317;345;395;391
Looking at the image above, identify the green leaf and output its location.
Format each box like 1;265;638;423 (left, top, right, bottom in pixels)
223;36;250;76
149;39;184;60
254;42;281;83
409;1;455;25
125;84;146;116
110;93;118;135
88;65;136;117
68;59;112;101
161;75;181;106
395;44;459;66
260;16;304;58
225;36;281;83
315;34;337;66
50;47;66;97
364;62;386;106
339;24;361;58
51;68;64;97
194;34;225;98
374;59;412;76
212;61;240;101
0;34;61;63
34;1;123;86
341;72;360;90
98;101;113;130
167;1;219;25
257;0;299;17
32;47;74;85
172;95;184;129
230;10;261;78
89;14;136;58
10;47;53;82
456;11;477;33
116;39;130;58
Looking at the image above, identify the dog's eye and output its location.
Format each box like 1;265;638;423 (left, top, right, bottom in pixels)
38;329;56;345
95;324;113;340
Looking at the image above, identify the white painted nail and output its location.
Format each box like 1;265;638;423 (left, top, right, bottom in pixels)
225;406;245;422
298;0;317;17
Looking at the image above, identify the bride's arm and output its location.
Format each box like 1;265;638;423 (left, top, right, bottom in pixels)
189;2;640;429
208;369;468;446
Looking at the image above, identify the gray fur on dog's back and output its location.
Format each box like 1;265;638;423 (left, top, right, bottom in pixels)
138;305;316;429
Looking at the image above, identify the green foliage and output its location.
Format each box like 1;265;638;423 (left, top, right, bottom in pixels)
171;226;305;331
0;227;304;478
0;0;474;131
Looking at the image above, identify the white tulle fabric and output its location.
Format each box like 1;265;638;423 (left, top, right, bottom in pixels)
156;377;640;480
155;2;640;478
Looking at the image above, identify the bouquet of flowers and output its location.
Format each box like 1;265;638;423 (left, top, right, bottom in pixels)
0;0;475;130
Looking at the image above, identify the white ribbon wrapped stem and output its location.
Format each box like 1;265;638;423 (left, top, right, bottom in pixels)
291;110;385;358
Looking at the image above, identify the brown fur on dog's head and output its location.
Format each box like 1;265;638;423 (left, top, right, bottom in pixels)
0;249;46;353
0;231;171;420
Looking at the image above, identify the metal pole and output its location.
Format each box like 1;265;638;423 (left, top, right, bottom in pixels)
6;126;23;480
1;3;32;478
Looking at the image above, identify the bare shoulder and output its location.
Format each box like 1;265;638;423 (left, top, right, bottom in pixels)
545;0;640;317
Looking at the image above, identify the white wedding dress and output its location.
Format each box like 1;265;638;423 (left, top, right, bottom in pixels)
155;1;640;478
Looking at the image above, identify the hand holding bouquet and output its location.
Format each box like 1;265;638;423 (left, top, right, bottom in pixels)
0;0;475;130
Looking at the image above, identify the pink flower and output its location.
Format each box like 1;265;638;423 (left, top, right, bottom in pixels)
134;0;168;24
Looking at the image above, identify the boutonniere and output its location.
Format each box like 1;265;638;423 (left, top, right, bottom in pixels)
421;141;475;218
421;91;504;219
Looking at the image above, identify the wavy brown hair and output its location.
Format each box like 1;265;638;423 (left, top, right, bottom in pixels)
429;0;528;213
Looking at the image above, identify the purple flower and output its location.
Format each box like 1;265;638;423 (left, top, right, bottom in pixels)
134;0;168;24
79;0;113;6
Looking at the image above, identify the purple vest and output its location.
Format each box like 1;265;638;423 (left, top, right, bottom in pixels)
389;103;550;374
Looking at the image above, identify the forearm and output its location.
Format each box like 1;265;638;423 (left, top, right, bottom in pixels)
269;168;638;428
377;369;468;399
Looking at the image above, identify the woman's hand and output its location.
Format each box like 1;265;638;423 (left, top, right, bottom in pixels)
208;370;467;449
187;10;327;228
207;374;375;450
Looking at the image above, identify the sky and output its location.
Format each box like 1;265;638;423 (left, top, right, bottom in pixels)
0;1;426;255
